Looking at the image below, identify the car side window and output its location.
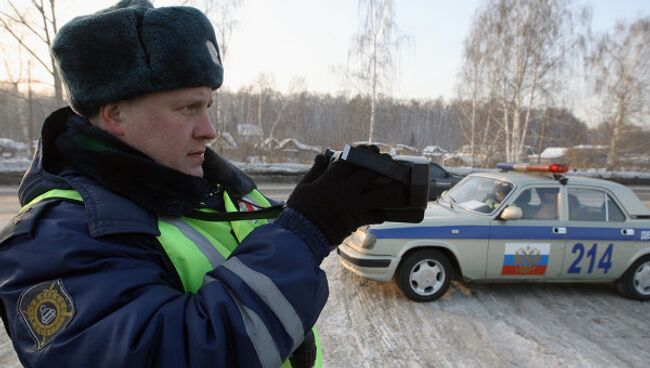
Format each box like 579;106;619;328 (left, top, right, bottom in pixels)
429;164;446;179
606;195;625;222
514;187;559;220
567;188;624;222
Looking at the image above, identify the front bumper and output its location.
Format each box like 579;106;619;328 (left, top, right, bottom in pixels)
337;241;399;282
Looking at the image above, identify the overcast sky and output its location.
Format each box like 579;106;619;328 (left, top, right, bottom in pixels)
18;0;650;122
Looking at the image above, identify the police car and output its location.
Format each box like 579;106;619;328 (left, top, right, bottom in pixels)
338;163;650;302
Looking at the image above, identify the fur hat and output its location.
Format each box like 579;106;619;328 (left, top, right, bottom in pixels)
52;0;223;117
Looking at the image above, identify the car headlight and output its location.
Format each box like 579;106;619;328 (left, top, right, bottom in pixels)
349;227;377;249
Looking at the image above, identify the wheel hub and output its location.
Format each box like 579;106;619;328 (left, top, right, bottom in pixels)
409;259;445;296
633;261;650;296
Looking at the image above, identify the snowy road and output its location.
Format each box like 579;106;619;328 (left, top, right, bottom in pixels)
0;185;649;367
319;254;650;367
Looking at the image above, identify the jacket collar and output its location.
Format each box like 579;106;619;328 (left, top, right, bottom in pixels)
61;172;160;238
19;107;256;238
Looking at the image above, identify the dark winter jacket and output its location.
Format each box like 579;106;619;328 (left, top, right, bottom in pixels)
0;107;330;367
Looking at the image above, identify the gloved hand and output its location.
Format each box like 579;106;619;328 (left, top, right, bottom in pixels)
289;330;317;368
287;146;411;246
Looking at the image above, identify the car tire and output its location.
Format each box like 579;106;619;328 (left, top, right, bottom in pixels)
615;255;650;301
396;249;452;302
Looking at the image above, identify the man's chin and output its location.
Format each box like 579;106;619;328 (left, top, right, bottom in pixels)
181;166;204;178
190;168;204;178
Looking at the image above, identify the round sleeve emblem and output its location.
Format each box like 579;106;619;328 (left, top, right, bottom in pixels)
18;279;75;349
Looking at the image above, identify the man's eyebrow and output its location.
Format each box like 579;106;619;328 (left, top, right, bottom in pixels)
177;96;212;106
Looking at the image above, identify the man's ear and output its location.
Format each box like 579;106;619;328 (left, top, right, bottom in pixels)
98;102;127;136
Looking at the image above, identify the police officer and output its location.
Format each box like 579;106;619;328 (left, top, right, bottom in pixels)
485;182;512;209
0;1;418;367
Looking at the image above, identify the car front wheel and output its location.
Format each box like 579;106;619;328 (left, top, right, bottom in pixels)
616;255;650;301
396;249;452;302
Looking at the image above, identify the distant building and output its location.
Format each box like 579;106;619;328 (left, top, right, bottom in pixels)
391;144;419;156
422;145;448;162
276;138;321;163
255;138;321;163
256;137;280;153
540;147;567;160
237;123;264;137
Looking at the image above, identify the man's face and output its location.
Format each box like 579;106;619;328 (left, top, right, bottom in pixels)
116;87;217;177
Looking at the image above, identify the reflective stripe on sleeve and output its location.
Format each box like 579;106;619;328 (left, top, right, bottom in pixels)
204;275;283;368
222;257;305;351
164;218;226;268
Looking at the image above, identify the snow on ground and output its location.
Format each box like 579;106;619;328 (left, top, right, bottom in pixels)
232;161;311;174
318;254;650;368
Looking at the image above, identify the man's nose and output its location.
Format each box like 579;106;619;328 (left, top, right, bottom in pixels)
195;110;217;140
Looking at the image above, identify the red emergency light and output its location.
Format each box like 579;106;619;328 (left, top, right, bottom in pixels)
496;162;569;174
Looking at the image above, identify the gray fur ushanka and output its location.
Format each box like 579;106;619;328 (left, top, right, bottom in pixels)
51;0;224;117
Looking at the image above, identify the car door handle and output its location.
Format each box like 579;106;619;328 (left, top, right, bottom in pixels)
553;227;567;234
621;229;635;236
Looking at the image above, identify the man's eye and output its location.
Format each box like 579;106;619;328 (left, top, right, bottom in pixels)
180;106;197;114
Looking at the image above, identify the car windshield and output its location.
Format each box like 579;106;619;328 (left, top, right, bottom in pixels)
446;176;514;214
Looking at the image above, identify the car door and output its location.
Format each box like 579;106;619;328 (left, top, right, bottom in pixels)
561;186;633;280
486;185;567;279
429;163;454;199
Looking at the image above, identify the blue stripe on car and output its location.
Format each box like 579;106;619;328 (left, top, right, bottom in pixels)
369;226;650;241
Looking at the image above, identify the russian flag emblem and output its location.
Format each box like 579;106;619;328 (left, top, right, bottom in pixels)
501;243;550;275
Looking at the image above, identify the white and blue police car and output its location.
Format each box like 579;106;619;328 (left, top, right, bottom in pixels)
337;163;650;302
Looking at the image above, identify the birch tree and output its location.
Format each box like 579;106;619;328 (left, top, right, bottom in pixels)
587;18;650;169
184;0;243;140
458;0;588;162
346;0;408;143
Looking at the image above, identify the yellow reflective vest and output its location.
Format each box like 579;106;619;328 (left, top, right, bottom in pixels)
25;188;322;368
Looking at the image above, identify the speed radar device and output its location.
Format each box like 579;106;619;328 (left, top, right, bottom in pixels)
325;145;430;223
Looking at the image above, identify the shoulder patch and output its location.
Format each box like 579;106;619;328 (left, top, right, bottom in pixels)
18;279;75;350
0;200;53;245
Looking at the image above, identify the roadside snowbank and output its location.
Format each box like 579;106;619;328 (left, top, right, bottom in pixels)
2;159;650;185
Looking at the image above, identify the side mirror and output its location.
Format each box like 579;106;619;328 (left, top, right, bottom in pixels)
500;206;523;221
440;190;448;198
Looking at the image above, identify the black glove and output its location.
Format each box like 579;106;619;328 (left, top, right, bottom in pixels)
289;330;317;368
287;147;410;246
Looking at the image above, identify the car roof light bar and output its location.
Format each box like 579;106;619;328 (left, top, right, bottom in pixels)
497;162;569;174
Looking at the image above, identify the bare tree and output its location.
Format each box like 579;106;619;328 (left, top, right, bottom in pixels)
182;0;243;146
182;0;242;61
346;0;408;143
267;76;306;140
1;43;32;148
587;17;650;169
0;0;63;103
253;72;276;132
458;0;588;162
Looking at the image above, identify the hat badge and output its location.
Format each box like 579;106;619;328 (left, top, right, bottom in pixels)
206;41;221;67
